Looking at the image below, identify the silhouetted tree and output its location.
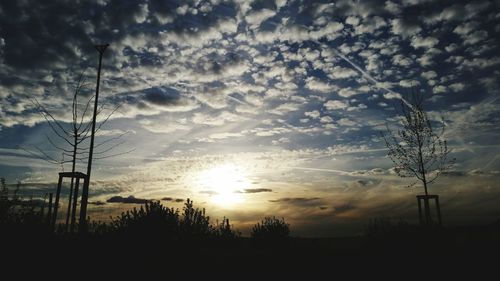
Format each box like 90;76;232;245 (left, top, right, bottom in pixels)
382;92;454;225
382;92;454;195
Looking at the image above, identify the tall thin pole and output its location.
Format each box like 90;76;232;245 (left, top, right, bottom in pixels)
79;43;109;232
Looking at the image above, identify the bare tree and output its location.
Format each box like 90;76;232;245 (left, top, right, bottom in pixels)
382;91;455;195
22;71;132;231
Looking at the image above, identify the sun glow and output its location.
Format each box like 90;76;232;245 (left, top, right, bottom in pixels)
195;164;250;207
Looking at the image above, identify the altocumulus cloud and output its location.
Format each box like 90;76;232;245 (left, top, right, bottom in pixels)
1;0;500;236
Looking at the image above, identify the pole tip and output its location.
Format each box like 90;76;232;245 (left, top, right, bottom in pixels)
94;43;109;53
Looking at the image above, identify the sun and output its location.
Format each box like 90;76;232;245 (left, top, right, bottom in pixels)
195;164;249;207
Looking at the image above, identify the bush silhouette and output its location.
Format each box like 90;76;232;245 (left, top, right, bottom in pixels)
251;216;290;240
0;178;50;236
105;199;239;241
213;217;240;240
180;199;211;239
365;217;411;236
109;200;179;238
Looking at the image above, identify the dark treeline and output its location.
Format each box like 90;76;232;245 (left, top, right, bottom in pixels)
2;181;500;274
1;179;290;242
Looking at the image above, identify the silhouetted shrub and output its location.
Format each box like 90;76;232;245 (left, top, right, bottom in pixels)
251;216;290;240
105;199;239;241
0;177;11;223
213;217;240;240
365;217;411;236
0;178;20;221
109;200;179;238
0;178;50;236
180;199;211;239
87;220;110;236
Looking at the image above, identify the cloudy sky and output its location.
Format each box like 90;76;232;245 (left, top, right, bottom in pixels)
1;0;500;236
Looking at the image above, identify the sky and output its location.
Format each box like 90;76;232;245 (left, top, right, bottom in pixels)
1;0;500;236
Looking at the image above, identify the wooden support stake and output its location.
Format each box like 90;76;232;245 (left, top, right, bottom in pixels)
417;196;423;225
65;177;75;232
435;196;442;226
70;177;80;233
52;175;63;230
47;193;53;224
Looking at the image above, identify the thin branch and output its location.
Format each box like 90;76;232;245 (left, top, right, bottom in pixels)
18;146;61;165
93;148;136;160
94;131;131;149
94;103;122;134
93;140;126;155
44;134;75;152
30;98;71;137
77;95;95;131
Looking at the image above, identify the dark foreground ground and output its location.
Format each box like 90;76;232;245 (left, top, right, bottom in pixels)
3;223;500;276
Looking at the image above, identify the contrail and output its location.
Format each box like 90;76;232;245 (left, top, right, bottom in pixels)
226;94;248;105
291;166;350;175
316;40;413;108
483;152;500;170
174;81;249;106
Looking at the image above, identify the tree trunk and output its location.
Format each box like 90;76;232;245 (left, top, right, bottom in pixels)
417;132;431;225
421;173;432;225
